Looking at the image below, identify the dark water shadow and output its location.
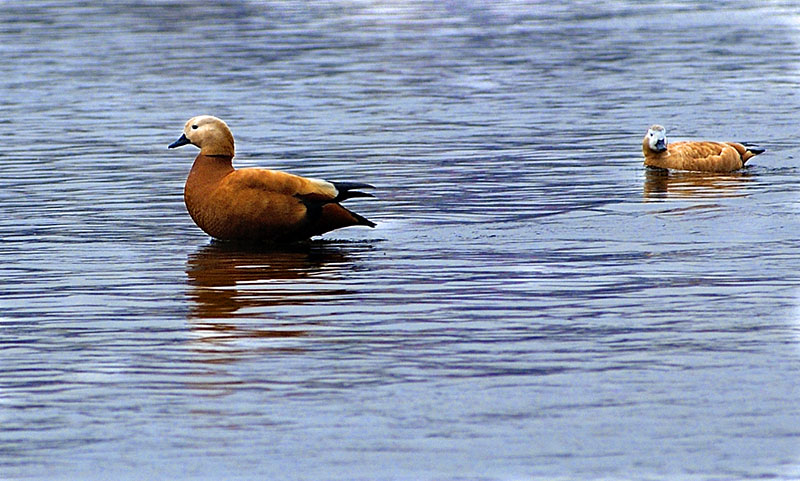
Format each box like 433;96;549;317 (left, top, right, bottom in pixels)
185;240;372;356
643;167;753;200
186;240;367;318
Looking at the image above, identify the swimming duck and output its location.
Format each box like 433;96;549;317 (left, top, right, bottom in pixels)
642;125;764;172
169;115;375;243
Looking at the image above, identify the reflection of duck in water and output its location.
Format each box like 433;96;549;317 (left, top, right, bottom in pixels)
643;125;764;172
643;168;752;199
184;242;367;385
185;241;372;361
186;242;358;321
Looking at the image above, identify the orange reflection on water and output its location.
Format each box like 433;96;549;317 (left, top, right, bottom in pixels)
643;167;753;200
184;241;367;364
186;241;355;320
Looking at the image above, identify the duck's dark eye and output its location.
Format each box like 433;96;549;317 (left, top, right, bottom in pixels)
192;125;198;130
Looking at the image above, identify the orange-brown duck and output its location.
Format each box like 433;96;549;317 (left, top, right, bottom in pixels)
169;115;375;243
642;125;764;172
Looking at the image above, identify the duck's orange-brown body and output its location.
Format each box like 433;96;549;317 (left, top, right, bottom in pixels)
643;140;759;172
642;125;764;173
171;116;374;243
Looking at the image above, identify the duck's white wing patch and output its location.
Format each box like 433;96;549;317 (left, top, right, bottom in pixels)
306;177;338;199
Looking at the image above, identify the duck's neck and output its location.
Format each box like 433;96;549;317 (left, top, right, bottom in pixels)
643;142;670;169
186;153;234;194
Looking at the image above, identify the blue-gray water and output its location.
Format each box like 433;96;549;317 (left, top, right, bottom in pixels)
2;2;800;480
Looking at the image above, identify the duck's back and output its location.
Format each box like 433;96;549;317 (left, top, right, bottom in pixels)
667;141;747;172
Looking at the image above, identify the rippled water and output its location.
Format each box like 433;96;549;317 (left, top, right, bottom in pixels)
3;2;800;480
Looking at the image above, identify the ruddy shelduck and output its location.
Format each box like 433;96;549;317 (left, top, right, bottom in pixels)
169;115;375;243
642;125;764;172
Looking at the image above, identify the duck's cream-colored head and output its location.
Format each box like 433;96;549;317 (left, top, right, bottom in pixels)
644;125;667;153
169;115;235;157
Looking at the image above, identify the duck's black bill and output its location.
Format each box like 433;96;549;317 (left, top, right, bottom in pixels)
169;134;191;149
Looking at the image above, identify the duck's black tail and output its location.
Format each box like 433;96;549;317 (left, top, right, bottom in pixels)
332;182;375;202
346;207;376;228
741;144;765;164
